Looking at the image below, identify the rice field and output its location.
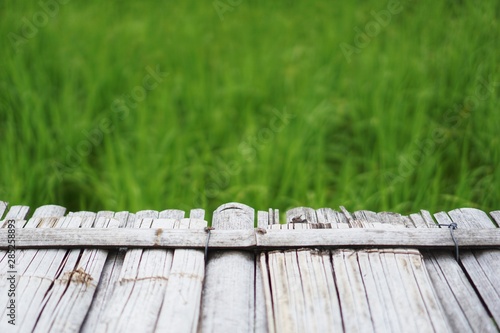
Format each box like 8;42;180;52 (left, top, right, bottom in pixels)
1;0;499;217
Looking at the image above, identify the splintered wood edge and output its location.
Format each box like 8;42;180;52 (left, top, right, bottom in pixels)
2;228;499;249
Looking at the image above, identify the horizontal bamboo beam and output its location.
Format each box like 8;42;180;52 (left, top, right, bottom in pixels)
1;228;499;250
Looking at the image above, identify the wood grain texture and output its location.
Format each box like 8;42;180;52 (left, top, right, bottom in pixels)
95;216;175;333
81;211;135;333
413;210;498;333
3;227;499;250
261;208;343;333
155;218;206;333
199;202;256;333
1;201;499;333
33;216;119;333
444;208;500;326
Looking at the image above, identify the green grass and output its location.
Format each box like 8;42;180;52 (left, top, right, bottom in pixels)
1;0;499;217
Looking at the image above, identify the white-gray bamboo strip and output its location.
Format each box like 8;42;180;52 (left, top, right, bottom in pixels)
490;211;500;226
155;218;206;333
261;208;344;333
199;203;256;332
13;216;79;332
258;211;269;228
411;211;497;333
81;211;135;333
1;206;67;332
189;208;205;220
2;205;30;226
34;216;119;332
3;227;500;249
159;209;185;219
254;210;269;333
32;204;66;218
286;207;317;224
96;216;175;332
0;204;30;332
444;208;500;325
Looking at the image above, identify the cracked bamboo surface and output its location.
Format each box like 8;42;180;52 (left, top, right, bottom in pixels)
0;201;498;333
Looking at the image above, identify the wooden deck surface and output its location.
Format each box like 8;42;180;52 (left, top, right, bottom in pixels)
0;201;498;333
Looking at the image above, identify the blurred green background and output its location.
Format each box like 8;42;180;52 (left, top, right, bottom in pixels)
1;0;499;216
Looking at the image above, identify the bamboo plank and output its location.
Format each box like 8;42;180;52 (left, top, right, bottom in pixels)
81;211;134;333
286;207;317;224
4;227;500;250
269;208;280;224
254;211;269;332
344;209;451;333
444;208;500;326
258;210;269;228
155;217;206;333
32;205;66;218
189;208;205;220
411;211;498;333
490;211;500;226
34;216;119;332
12;217;80;332
199;203;256;332
2;205;30;226
0;204;31;331
261;208;344;333
1;206;67;332
159;209;185;219
96;215;175;332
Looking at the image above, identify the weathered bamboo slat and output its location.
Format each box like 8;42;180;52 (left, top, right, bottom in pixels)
335;210;451;333
443;209;500;326
261;208;344;333
411;210;498;333
199;203;256;332
34;216;119;332
0;204;32;332
2;206;69;332
80;211;134;333
155;212;207;333
1;205;30;227
96;212;174;332
2;227;499;249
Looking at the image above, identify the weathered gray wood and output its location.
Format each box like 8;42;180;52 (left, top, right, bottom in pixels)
0;205;68;332
2;205;30;226
444;208;500;326
258;210;269;228
33;216;119;333
269;208;280;224
412;210;498;333
286;207;317;223
337;209;452;333
3;227;500;250
159;209;185;219
490;210;500;228
155;218;206;333
261;208;343;333
423;250;498;333
6;217;79;332
199;203;256;333
96;216;175;332
189;208;205;220
32;204;66;218
81;212;135;333
255;210;270;332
